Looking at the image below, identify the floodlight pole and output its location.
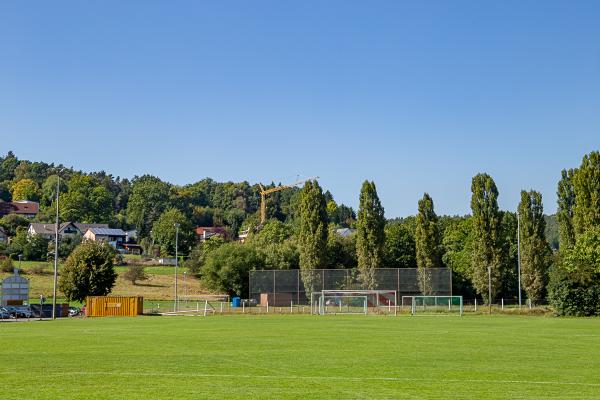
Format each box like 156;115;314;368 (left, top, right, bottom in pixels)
174;223;180;312
52;175;61;320
183;271;187;304
517;210;522;308
488;266;492;315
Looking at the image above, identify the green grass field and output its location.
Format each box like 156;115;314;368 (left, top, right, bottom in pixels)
1;315;599;399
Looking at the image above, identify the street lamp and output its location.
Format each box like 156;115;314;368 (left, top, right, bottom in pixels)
52;174;61;320
174;223;180;312
517;210;522;308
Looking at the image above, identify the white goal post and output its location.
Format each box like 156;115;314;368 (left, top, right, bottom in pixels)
402;295;463;316
311;290;397;315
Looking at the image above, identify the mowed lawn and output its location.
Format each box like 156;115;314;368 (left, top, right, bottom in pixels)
1;315;599;399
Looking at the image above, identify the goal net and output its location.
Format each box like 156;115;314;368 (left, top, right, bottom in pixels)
312;290;397;315
402;295;463;316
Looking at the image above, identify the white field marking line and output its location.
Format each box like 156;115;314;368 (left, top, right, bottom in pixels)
2;371;598;388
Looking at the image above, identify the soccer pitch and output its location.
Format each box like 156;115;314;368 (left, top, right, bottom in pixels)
1;315;599;399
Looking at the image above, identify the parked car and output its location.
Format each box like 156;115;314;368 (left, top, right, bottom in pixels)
68;307;81;317
0;307;14;319
5;306;31;318
14;306;32;318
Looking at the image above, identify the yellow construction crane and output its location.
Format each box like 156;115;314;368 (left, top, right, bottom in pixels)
258;177;318;224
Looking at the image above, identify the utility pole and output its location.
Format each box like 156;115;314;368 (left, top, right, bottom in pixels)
174;223;180;313
52;175;60;320
517;210;522;308
488;265;492;315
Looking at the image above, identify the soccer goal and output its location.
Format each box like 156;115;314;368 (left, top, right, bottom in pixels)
312;290;397;315
402;295;463;316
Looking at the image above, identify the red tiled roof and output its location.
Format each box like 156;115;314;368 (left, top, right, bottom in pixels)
0;201;39;216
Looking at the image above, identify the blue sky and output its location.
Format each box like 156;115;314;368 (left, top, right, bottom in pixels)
1;1;598;217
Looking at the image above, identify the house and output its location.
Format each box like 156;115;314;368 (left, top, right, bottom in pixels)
335;228;356;238
0;201;39;219
28;222;110;240
71;223;109;235
0;227;7;243
195;226;228;241
83;228;126;246
27;223;58;240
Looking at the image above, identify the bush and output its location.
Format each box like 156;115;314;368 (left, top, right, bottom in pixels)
548;265;600;316
548;228;600;316
123;265;149;285
0;256;13;273
58;241;117;302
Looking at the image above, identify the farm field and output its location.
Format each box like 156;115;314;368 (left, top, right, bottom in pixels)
1;315;599;399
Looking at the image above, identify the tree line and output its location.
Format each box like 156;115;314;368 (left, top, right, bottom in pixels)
1;150;599;315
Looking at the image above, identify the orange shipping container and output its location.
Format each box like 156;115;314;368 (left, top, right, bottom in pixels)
86;296;143;317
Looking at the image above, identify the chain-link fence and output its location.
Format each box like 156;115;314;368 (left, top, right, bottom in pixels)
249;268;452;305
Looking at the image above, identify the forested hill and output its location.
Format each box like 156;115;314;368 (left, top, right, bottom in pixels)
0;151;559;250
0;151;355;236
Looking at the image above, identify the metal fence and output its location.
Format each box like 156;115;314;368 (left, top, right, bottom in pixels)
249;268;452;305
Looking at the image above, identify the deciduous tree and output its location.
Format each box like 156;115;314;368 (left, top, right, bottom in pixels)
151;208;194;256
572;151;600;238
11;178;39;201
470;173;503;303
415;193;441;294
557;169;576;249
518;190;552;303
383;223;416;268
127;175;171;237
356;180;385;289
58;240;117;302
298;180;328;297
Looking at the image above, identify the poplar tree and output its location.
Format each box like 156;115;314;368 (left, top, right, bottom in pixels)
518;190;551;303
557;169;576;249
356;180;385;289
573;151;600;237
415;193;441;295
299;180;328;298
470;173;503;303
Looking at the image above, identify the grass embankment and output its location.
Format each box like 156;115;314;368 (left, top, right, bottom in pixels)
1;315;599;399
1;260;209;302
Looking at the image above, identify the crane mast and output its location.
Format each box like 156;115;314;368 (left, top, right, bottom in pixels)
258;177;318;224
